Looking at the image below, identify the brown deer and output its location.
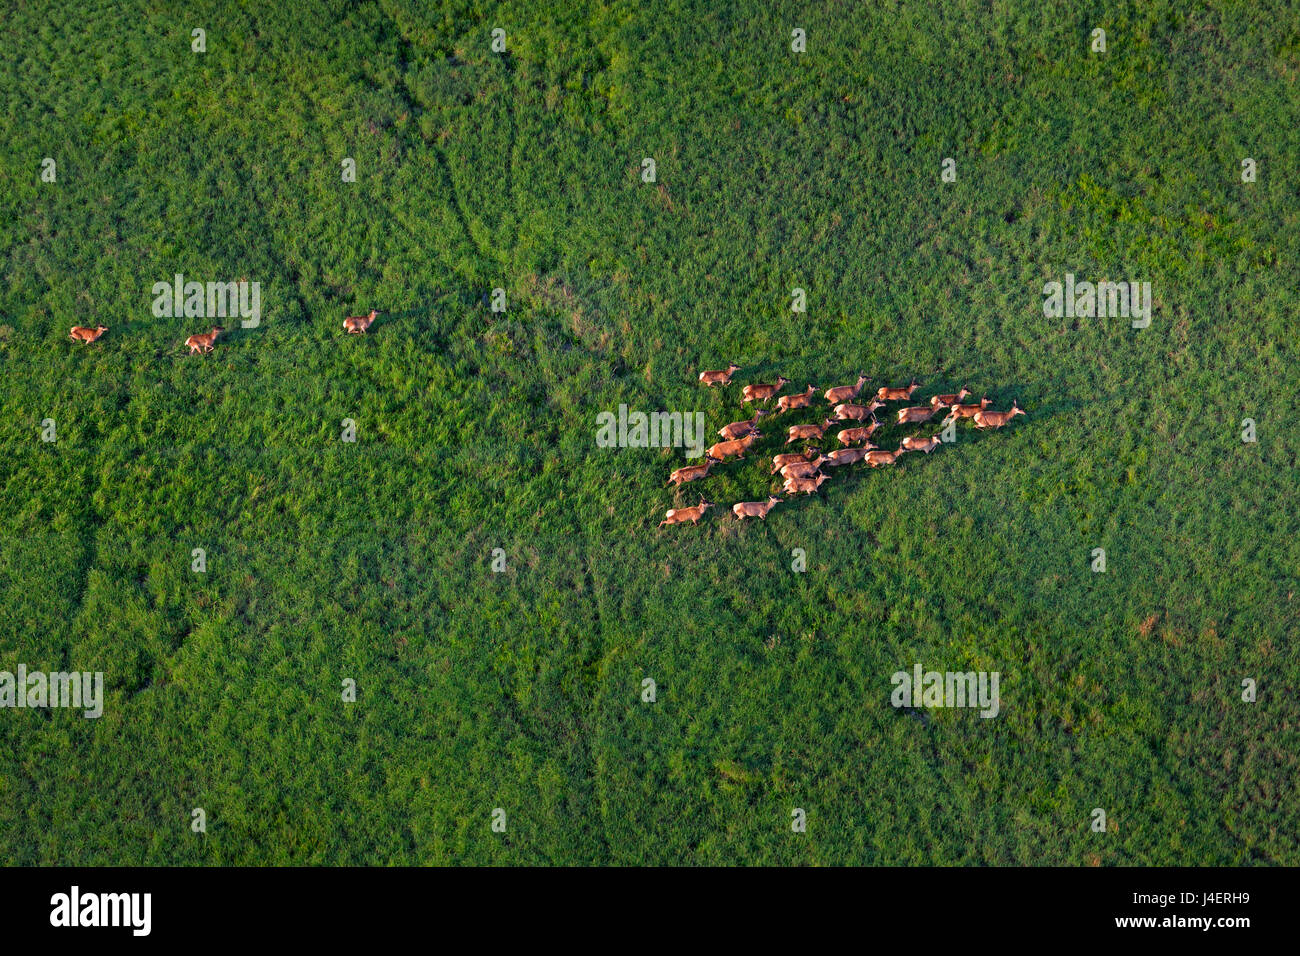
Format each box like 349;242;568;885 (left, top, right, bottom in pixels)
973;400;1026;429
837;424;879;445
780;454;829;479
707;431;762;461
776;385;817;413
824;374;868;405
865;448;905;467
901;435;942;454
876;378;919;402
823;446;871;467
733;496;782;520
69;325;108;343
718;410;768;440
659;498;714;527
742;376;791;404
944;396;992;422
344;309;378;334
770;447;821;474
786;418;835;444
699;363;741;386
897;404;938;425
782;472;830;495
185;326;225;354
834;400;883;421
667;455;720;487
930;387;971;409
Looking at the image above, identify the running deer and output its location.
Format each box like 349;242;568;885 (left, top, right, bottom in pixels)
865;448;905;467
972;400;1026;429
770;447;821;474
897;404;938;425
944;396;992;422
786;418;835;444
834;400;883;421
185;326;225;354
901;435;942;454
659;498;714;527
742;376;791;404
824;374;868;405
782;472;830;495
823;446;871;467
69;325;108;343
667;455;721;487
776;385;818;413
876;378;919;402
780;454;828;479
344;309;378;334
837;425;878;445
707;431;762;461
733;496;782;520
930;387;971;408
718;410;768;440
699;363;741;386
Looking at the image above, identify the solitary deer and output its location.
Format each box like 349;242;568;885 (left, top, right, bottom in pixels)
776;385;818;413
834;400;883;421
659;498;714;527
930;387;971;408
786;418;835;444
973;400;1026;429
824;446;873;467
944;396;992;422
185;326;225;354
901;435;942;454
733;496;782;520
876;378;919;402
837;425;878;445
780;454;828;479
782;472;830;495
824;374;868;405
69;325;108;343
718;410;768;440
344;309;378;334
742;376;791;404
897;404;938;425
865;448;905;467
667;455;720;487
770;447;821;474
699;363;741;386
707;431;762;461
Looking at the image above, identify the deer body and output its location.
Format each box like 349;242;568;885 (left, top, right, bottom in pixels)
667;456;719;487
786;418;835;444
930;387;971;408
824;446;871;466
897;405;938;424
185;326;225;354
972;402;1025;429
732;496;781;520
780;455;828;479
707;432;761;461
901;435;942;454
699;363;741;386
770;447;820;474
718;410;768;440
834;400;883;421
742;376;790;404
69;325;108;343
945;397;992;421
344;309;378;334
776;385;818;413
837;424;879;445
659;499;714;527
824;374;868;405
876;378;919;402
782;472;829;495
866;448;904;466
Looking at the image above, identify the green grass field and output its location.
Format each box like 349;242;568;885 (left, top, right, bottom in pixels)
2;0;1297;865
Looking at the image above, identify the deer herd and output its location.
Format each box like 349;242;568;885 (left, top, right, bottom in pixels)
67;308;385;353
660;366;1025;527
